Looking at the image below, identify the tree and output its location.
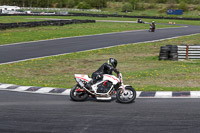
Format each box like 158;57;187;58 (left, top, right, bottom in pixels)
129;0;139;10
77;2;91;9
121;2;133;12
178;0;189;3
87;0;107;9
178;1;188;11
66;0;76;8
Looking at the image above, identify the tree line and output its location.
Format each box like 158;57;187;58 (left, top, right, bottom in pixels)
0;0;107;8
0;0;199;9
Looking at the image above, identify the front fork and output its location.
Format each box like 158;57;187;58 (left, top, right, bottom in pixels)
118;73;126;93
120;84;126;94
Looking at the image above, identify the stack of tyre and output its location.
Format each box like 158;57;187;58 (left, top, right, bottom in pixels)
159;45;178;61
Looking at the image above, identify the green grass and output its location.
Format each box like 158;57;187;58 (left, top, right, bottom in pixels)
1;16;200;25
0;16;47;23
0;33;200;91
0;21;177;45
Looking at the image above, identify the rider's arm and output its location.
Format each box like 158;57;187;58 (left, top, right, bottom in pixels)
105;63;120;75
112;68;119;75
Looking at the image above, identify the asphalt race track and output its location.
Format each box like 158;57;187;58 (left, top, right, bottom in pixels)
0;91;200;133
0;25;200;64
1;24;200;133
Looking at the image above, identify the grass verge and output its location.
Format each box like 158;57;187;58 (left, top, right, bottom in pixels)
1;16;200;25
0;33;200;91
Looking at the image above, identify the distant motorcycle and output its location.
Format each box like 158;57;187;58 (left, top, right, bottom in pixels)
149;23;155;32
70;73;136;103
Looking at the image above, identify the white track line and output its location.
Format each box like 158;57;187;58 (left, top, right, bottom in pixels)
0;84;14;88
190;91;200;98
155;91;172;98
0;88;68;95
14;86;33;91
136;91;142;98
35;87;55;93
1;87;200;98
62;89;71;95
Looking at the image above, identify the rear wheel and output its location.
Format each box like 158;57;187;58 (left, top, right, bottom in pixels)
70;84;89;101
116;86;136;103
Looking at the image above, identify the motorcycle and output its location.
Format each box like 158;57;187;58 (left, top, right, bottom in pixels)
149;24;155;32
70;73;136;103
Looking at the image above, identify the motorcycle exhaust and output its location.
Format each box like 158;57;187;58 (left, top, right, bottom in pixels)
75;78;96;95
76;78;84;87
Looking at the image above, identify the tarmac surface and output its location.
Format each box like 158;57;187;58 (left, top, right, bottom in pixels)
0;24;200;64
0;22;200;133
0;90;200;133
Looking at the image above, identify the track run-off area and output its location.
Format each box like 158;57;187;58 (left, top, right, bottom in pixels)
1;90;200;133
0;23;200;133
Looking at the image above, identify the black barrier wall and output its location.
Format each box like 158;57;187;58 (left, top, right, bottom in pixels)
0;19;95;30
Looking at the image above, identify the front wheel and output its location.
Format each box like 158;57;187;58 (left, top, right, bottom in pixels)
116;86;136;103
70;84;89;101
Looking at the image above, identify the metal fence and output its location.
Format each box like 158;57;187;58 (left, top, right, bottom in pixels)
178;45;200;60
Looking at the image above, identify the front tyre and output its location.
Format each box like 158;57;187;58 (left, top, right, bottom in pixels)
70;84;89;101
116;86;136;103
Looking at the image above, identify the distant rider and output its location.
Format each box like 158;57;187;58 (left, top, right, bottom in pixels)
137;18;144;24
150;21;156;32
85;58;119;90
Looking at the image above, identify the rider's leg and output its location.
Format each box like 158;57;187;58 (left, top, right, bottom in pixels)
85;73;102;90
84;73;96;90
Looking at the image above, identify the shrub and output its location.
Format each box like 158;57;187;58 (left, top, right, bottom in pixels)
121;3;133;12
129;0;139;10
178;1;188;11
167;0;178;9
107;2;122;11
66;0;76;8
137;3;145;10
158;7;167;13
77;2;91;9
146;3;158;9
195;5;200;11
87;0;107;9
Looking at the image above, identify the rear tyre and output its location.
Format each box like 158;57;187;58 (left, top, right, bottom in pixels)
116;86;136;103
70;84;89;101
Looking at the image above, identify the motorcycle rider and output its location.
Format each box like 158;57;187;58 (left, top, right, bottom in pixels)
149;21;156;32
137;18;144;24
85;58;119;90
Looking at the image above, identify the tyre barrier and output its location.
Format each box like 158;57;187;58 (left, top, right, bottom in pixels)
159;44;200;61
0;19;95;30
159;45;178;61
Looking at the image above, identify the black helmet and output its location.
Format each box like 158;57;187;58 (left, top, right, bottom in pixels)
108;58;117;68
